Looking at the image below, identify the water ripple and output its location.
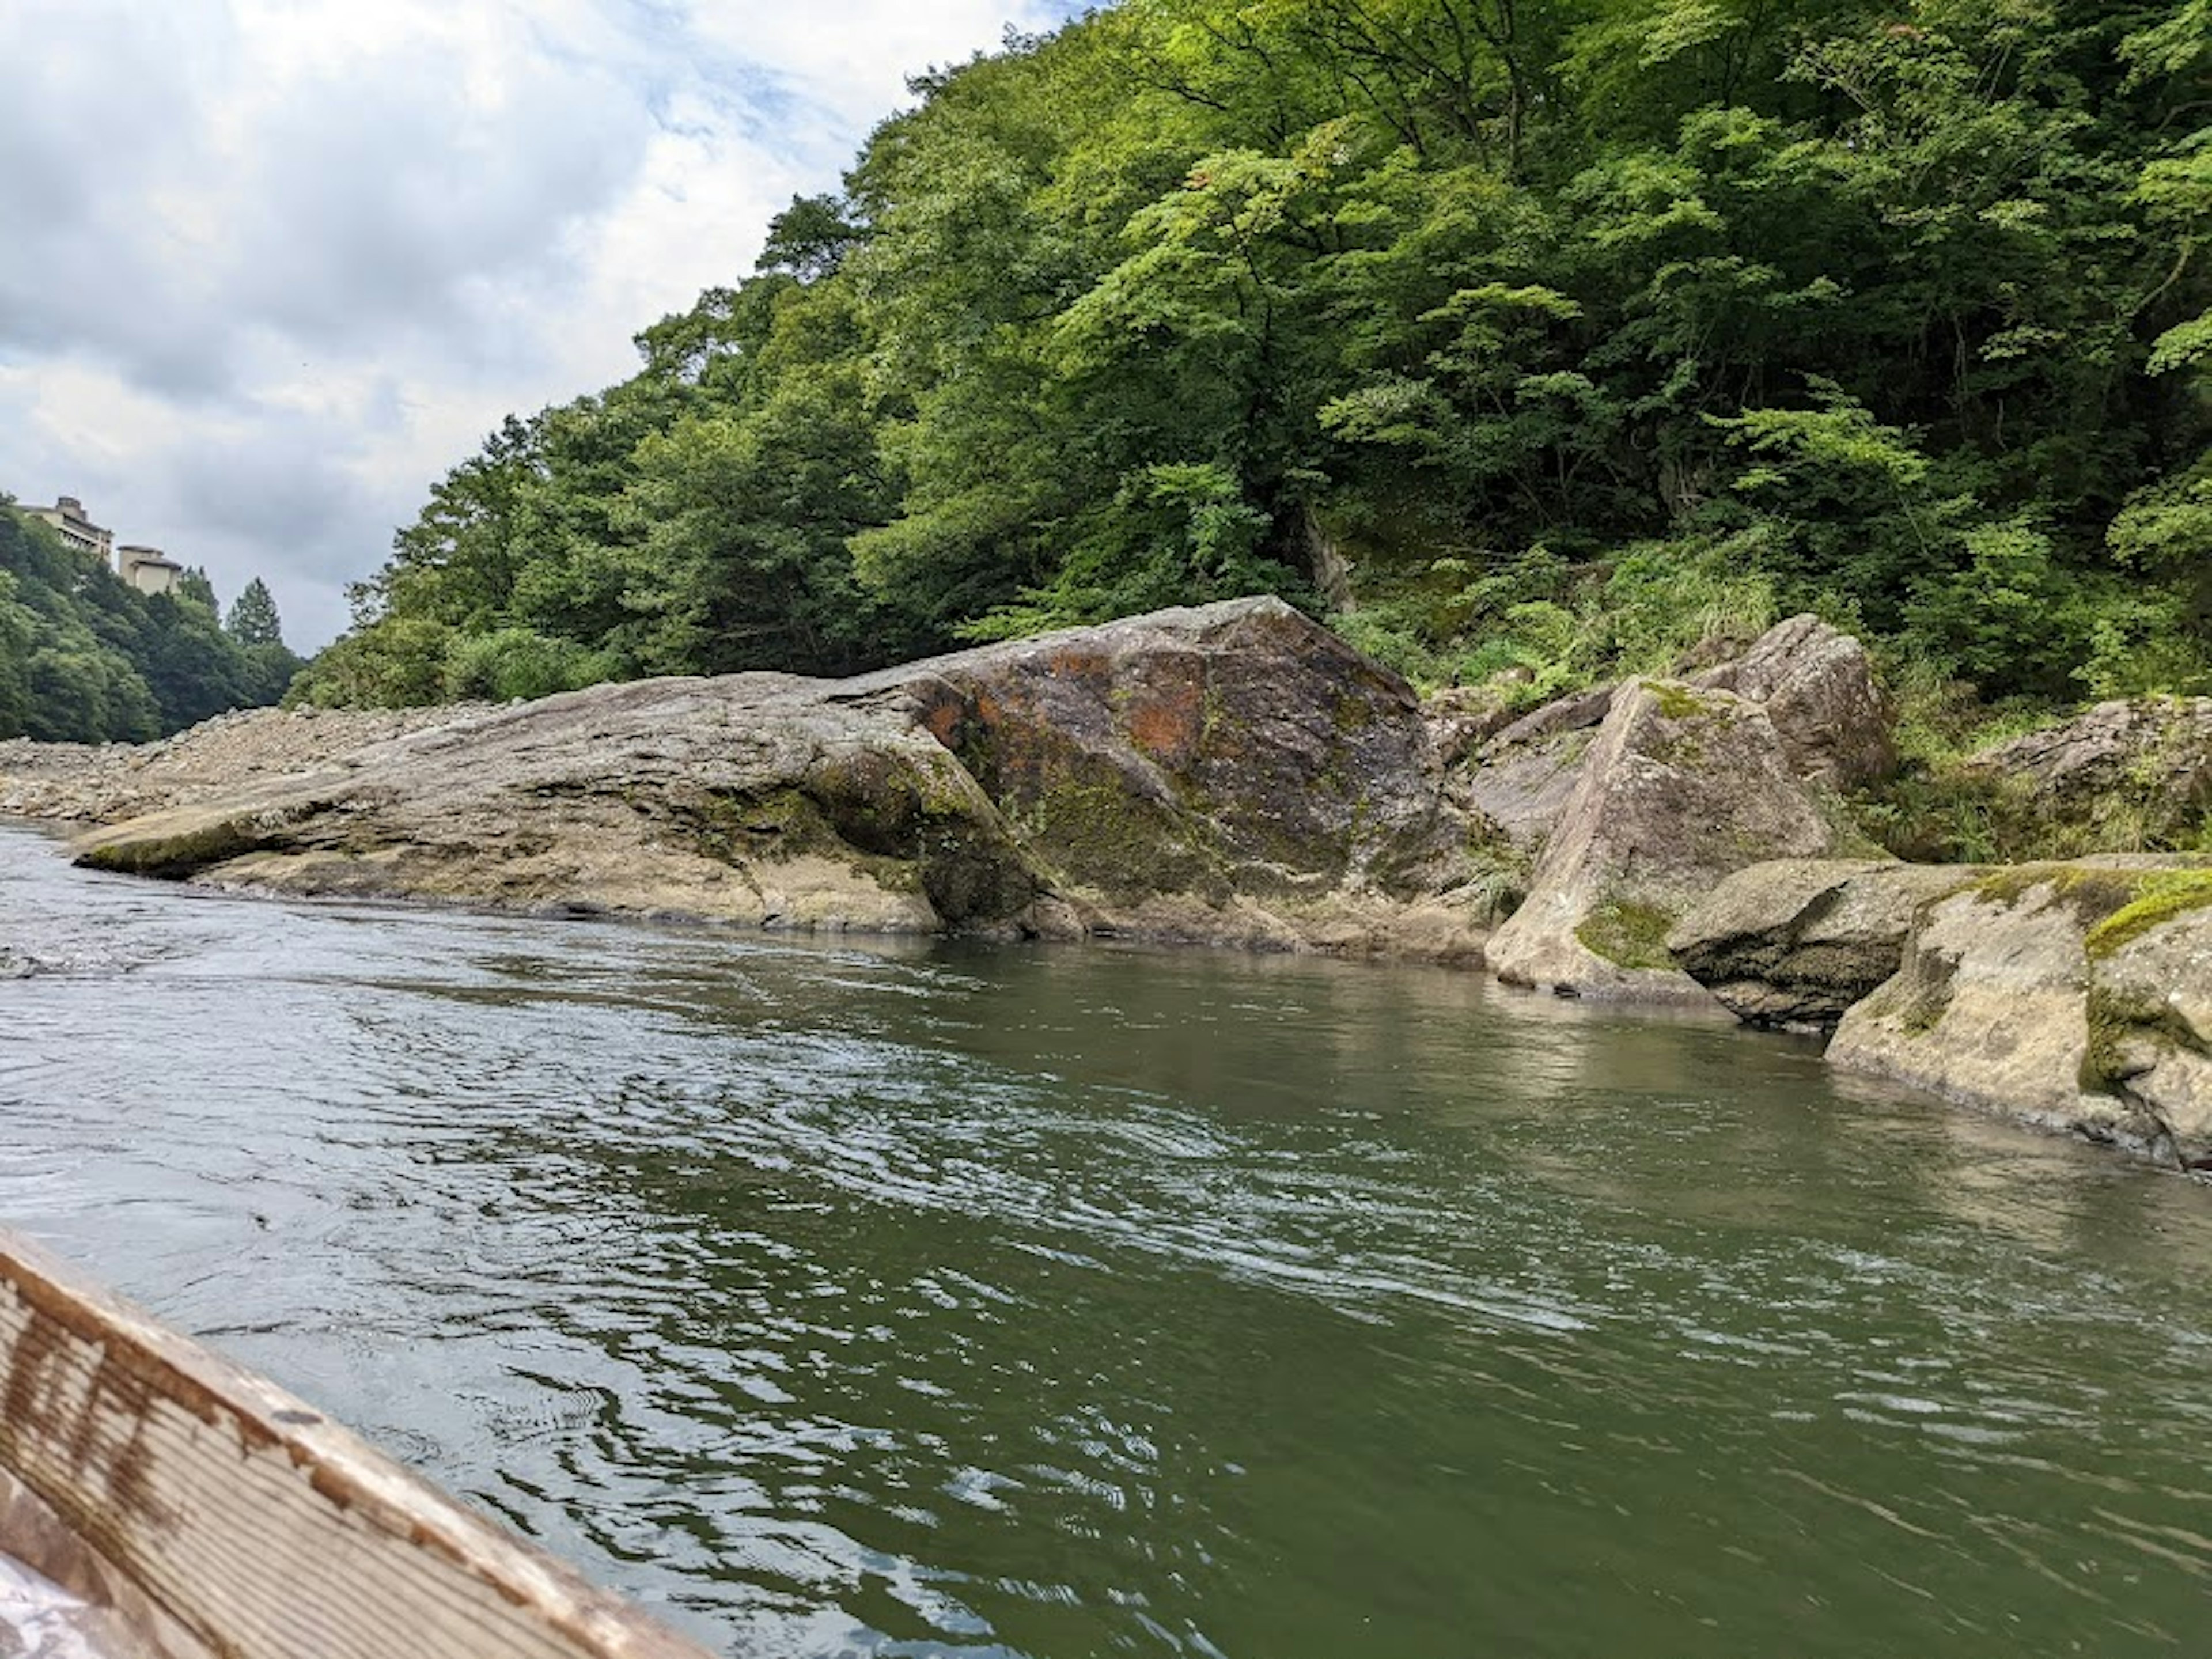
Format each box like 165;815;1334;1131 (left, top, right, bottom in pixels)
6;823;2212;1657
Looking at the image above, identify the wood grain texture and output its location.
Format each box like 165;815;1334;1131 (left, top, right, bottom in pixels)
0;1231;720;1659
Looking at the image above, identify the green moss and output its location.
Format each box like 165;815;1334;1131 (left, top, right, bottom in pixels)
1896;949;1960;1036
1957;861;2212;956
1969;862;2147;918
805;749;938;856
1331;692;1377;734
1028;778;1228;903
2081;986;2147;1095
77;817;264;877
2084;870;2212;958
1642;679;1710;721
2078;981;2207;1096
677;786;836;864
1575;897;1679;970
681;783;907;875
1635;679;1735;771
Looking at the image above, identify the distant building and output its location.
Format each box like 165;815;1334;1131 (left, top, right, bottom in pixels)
116;545;183;597
24;495;114;565
19;497;188;597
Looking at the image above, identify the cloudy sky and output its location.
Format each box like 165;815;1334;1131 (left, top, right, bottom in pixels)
1;0;1086;649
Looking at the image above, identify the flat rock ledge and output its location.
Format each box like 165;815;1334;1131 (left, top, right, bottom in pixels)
1667;860;1984;1032
19;599;1494;960
1678;855;2212;1169
1828;858;2212;1168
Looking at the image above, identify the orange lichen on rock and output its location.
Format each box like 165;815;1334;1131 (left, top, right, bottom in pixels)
1123;676;1206;763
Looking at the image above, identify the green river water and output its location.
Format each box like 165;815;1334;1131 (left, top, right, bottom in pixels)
2;822;2209;1656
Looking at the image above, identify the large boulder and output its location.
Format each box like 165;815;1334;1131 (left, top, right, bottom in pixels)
1431;614;1893;865
1668;859;1980;1031
1690;613;1896;790
60;600;1494;956
1482;679;1849;1002
869;598;1475;942
74;673;1036;935
1827;858;2212;1165
1959;698;2212;855
1451;685;1615;853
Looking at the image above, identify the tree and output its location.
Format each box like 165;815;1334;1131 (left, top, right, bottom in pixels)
298;0;2212;707
0;500;294;739
176;566;219;613
225;578;285;647
756;194;864;282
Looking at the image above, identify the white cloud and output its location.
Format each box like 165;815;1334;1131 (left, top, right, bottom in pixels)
0;0;1079;649
682;0;1051;127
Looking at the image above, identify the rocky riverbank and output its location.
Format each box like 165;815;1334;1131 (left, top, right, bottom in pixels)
7;596;2212;1172
3;601;1491;956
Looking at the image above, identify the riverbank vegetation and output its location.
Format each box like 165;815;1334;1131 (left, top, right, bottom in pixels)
298;0;2210;743
0;502;302;742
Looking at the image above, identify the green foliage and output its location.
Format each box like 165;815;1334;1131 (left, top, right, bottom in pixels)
1331;532;1774;698
305;0;2210;721
439;628;619;703
0;499;296;741
176;567;219;613
0;571;34;736
289;616;455;709
224;578;285;647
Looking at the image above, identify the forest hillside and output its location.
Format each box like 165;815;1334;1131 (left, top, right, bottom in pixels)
297;0;2212;746
1;502;300;741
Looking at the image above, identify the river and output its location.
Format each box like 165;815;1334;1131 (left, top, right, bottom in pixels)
3;821;2210;1656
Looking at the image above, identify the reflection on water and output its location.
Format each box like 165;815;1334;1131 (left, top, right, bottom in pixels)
4;821;2211;1657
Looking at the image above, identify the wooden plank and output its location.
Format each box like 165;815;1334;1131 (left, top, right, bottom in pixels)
0;1230;721;1659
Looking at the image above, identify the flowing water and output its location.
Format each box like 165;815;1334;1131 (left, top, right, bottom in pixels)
3;821;2211;1657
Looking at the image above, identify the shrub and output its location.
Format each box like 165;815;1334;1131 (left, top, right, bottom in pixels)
439;628;620;703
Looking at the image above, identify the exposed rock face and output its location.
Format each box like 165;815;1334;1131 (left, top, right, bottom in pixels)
1421;686;1517;771
2092;905;2212;1160
1432;613;1893;870
73;673;1012;934
0;705;495;823
1969;698;2212;798
1450;686;1613;854
1482;680;1844;1002
1961;698;2212;853
1485;684;1618;752
2;606;1905;982
49;600;1491;956
1668;860;1979;1031
875;598;1469;934
1690;614;1896;790
1827;859;2212;1165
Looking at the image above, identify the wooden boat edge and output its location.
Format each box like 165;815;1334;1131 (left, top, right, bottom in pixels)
0;1228;721;1659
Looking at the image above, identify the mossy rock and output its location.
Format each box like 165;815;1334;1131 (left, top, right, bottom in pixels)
75;813;274;878
1896;948;1961;1037
1960;861;2212;956
675;786;844;865
1025;778;1230;905
1574;897;1679;971
2084;870;2212;959
1641;679;1715;722
676;757;1041;929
